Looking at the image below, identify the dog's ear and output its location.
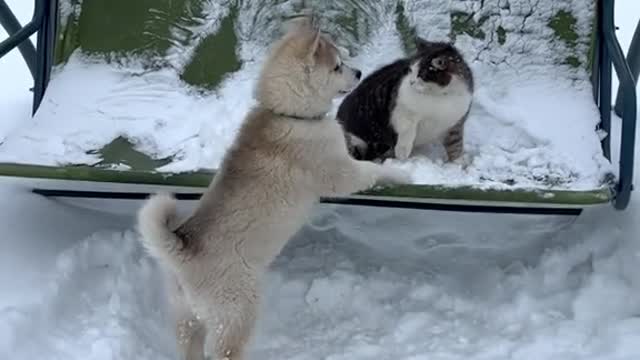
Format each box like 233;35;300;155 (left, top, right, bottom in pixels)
306;29;323;62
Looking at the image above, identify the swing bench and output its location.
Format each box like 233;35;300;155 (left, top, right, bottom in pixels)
0;0;637;216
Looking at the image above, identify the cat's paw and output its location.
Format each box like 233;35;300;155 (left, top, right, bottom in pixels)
394;143;412;160
449;152;472;169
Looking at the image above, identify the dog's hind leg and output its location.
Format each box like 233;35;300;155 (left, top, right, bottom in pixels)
169;280;207;360
207;282;259;360
177;316;206;360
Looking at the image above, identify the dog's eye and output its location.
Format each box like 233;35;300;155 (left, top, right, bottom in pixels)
333;64;341;72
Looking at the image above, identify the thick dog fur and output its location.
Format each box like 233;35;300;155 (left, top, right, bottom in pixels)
137;17;410;360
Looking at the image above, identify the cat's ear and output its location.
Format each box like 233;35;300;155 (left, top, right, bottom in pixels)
415;36;433;52
281;8;319;35
281;15;313;34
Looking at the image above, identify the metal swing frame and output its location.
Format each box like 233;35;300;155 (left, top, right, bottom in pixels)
0;0;638;215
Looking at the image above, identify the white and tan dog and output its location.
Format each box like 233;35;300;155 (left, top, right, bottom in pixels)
136;17;411;360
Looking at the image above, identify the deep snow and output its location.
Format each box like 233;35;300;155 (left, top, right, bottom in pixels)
2;164;640;360
1;0;640;359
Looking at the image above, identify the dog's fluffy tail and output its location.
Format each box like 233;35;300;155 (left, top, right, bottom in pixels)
137;192;188;268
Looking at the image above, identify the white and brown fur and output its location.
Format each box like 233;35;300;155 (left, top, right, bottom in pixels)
337;38;474;162
136;17;410;360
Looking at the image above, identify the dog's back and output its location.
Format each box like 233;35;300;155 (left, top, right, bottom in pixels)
178;108;325;265
137;108;327;360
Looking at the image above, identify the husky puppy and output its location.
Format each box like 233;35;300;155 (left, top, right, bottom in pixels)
136;17;410;360
337;38;474;162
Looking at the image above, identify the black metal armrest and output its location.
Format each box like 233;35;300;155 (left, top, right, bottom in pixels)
602;0;637;210
615;18;640;116
0;0;56;115
0;0;44;60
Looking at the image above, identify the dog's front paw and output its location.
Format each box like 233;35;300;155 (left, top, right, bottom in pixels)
376;164;412;186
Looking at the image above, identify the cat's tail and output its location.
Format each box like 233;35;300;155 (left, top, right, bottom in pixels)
344;132;369;160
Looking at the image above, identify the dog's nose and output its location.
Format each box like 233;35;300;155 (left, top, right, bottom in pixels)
355;69;362;79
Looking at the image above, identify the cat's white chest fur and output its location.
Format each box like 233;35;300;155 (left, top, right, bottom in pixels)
390;70;472;159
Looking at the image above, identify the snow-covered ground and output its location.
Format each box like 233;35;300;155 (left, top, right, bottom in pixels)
1;1;640;359
3;192;640;360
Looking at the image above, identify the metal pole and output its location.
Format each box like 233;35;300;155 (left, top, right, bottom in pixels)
32;0;57;114
614;18;640;116
599;0;612;160
603;0;637;210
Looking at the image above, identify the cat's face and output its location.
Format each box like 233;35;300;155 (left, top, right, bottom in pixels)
407;41;472;96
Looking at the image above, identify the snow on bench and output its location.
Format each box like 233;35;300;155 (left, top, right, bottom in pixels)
0;0;612;191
